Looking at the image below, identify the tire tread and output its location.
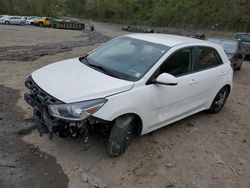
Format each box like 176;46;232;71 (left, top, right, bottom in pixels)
107;115;134;157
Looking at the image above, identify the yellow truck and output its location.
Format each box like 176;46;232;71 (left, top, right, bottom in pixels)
34;17;51;27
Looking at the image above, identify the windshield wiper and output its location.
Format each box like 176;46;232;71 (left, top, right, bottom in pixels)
89;63;123;79
80;56;122;79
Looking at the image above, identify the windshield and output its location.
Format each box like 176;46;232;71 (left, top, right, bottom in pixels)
237;34;250;42
84;37;170;81
208;38;237;53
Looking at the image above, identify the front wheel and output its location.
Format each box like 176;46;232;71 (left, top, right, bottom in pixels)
208;86;230;113
5;21;9;25
107;115;135;157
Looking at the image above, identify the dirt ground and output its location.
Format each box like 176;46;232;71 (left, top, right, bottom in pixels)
0;23;250;188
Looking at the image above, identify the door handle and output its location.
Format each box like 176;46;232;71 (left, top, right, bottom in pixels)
189;79;198;85
219;71;226;76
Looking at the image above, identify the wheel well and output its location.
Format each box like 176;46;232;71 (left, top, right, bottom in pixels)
224;84;231;95
113;113;143;136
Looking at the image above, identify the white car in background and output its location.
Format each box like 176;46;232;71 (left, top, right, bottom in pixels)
26;16;38;25
0;16;9;24
0;16;26;25
25;34;233;156
0;15;8;19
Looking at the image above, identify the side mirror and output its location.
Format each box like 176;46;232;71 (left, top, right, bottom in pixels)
154;73;178;86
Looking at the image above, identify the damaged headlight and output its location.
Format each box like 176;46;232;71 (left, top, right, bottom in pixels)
48;98;107;121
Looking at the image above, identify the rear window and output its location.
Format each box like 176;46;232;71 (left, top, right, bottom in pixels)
194;47;223;71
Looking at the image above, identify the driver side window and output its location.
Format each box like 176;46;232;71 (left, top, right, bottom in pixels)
159;48;193;77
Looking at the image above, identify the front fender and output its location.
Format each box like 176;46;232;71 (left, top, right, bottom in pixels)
93;86;152;133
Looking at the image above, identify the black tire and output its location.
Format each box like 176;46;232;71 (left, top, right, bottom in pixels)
107;115;135;157
5;21;9;25
39;22;44;27
245;55;250;61
236;65;242;71
233;64;236;71
20;22;25;26
208;86;230;113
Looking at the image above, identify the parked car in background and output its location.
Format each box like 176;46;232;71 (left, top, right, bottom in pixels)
207;38;244;70
26;16;38;25
0;16;26;25
0;16;10;24
234;33;250;60
21;16;28;21
0;15;8;19
192;32;206;40
122;25;133;31
34;17;51;27
25;34;233;156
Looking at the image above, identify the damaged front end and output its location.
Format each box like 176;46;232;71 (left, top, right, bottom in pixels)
24;75;109;142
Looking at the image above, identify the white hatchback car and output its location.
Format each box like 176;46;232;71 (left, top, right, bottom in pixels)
25;34;233;156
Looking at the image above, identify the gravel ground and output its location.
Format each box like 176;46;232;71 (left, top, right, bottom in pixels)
0;24;250;188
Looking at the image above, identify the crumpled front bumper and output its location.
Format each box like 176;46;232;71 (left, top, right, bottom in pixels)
25;92;90;140
24;76;89;139
24;92;54;131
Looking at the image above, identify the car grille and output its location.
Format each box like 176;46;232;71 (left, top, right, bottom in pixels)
25;75;63;105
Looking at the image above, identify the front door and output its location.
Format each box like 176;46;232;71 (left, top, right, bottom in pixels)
149;47;199;129
9;17;15;24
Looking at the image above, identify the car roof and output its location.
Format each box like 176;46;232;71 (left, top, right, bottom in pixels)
127;33;209;47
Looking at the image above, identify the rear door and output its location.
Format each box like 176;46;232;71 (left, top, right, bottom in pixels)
191;46;226;106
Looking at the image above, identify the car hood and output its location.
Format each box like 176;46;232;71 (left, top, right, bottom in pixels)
31;58;134;103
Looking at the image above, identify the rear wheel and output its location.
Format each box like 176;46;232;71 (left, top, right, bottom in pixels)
5;21;9;25
107;115;135;157
208;86;230;113
232;64;236;71
39;22;44;27
236;65;242;71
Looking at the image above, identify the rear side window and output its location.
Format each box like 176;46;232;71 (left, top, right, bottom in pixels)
195;47;223;71
159;48;193;77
